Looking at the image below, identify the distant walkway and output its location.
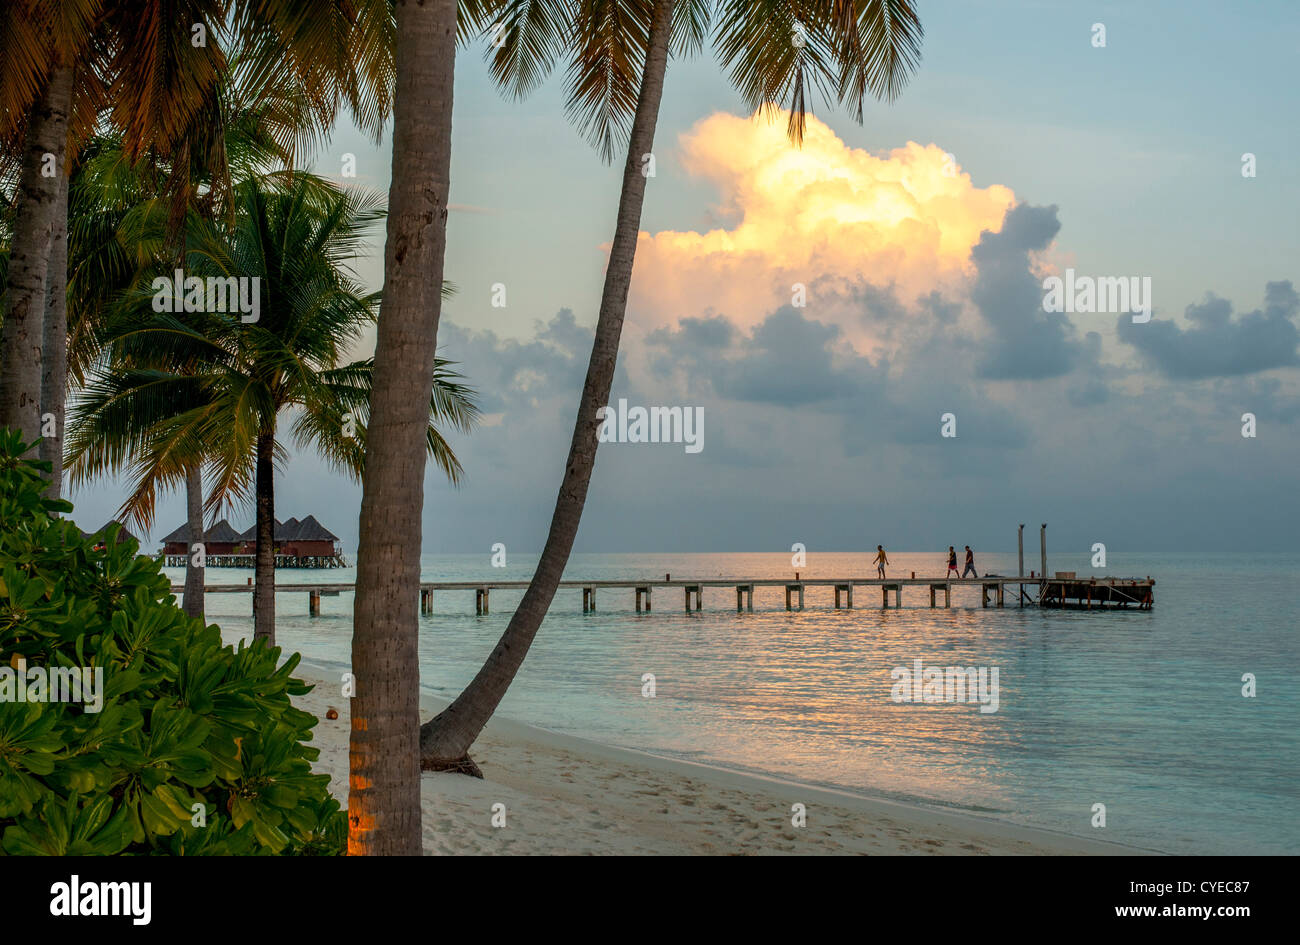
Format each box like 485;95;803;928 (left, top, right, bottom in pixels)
172;574;1155;614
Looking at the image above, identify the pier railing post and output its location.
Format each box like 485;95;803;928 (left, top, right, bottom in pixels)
1040;523;1047;582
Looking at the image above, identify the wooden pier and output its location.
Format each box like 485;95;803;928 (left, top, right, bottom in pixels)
162;553;349;569
171;574;1154;616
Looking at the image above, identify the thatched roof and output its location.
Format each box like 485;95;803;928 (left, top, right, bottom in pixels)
159;518;242;544
293;515;339;542
235;516;339;543
81;520;138;544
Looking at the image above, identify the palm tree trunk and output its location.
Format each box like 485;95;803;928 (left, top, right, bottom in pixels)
419;0;676;773
183;463;205;622
253;431;275;645
39;172;69;497
0;64;73;445
347;0;457;855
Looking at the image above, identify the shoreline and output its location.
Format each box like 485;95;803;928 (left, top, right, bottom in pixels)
294;657;1157;855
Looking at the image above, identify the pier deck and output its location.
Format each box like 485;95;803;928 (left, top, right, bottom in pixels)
171;575;1154;615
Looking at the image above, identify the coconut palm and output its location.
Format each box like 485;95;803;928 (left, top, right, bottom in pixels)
64;172;480;647
1;0;393;458
345;0;462;857
413;0;924;773
0;0;226;444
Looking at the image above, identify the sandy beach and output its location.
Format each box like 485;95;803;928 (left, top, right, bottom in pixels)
294;664;1153;855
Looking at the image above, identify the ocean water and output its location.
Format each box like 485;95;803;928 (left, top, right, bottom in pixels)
171;550;1300;855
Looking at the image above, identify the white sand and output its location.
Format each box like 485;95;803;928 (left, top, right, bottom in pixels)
294;665;1153;855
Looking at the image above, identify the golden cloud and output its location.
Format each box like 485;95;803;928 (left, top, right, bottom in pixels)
628;110;1018;357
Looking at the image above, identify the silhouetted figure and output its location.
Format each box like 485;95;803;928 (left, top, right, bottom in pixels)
962;545;977;578
875;545;889;578
947;546;959;578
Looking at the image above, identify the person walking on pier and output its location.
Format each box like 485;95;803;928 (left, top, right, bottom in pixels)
947;547;959;578
875;545;889;578
962;545;978;578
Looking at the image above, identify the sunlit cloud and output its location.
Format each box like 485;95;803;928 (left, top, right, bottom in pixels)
628;109;1018;358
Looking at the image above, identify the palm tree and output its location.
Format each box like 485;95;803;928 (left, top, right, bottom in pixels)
64;172;479;647
415;0;924;773
0;0;227;446
1;0;392;462
346;0;461;857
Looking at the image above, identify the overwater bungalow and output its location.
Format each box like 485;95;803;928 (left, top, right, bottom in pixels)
160;515;346;568
81;520;139;550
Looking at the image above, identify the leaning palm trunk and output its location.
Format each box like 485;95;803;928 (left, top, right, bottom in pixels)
419;0;676;773
0;64;73;444
183;463;205;622
39;172;68;496
253;431;275;643
347;0;458;855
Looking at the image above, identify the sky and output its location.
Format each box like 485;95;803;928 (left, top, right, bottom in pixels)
70;0;1300;554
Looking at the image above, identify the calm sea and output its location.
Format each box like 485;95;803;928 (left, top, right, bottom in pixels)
170;550;1300;854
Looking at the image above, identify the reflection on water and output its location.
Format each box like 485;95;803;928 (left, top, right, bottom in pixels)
179;550;1300;854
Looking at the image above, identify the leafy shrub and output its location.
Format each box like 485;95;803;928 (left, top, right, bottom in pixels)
0;431;345;854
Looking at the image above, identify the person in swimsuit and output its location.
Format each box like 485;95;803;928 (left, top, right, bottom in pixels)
962;545;977;578
875;545;888;578
947;546;959;578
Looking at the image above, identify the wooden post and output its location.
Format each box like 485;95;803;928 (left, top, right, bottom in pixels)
309;590;320;617
1018;523;1025;607
476;588;490;615
945;583;951;608
785;585;793;611
1040;523;1047;583
846;585;852;609
636;587;643;612
930;584;936;608
798;585;804;610
420;588;433;615
645;587;652;612
737;586;744;612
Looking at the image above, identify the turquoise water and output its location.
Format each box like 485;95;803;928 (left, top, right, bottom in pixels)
176;550;1300;854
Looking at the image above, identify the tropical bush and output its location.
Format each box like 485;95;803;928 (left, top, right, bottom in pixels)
0;431;344;854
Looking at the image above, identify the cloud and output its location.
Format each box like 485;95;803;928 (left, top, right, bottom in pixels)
629;109;1017;358
1117;281;1300;379
969;203;1089;380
